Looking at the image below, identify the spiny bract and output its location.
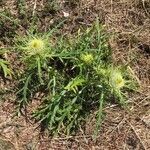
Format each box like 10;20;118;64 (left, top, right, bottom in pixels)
28;38;44;50
109;70;125;89
81;53;94;64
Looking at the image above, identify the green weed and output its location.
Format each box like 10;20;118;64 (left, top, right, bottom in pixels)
15;19;137;137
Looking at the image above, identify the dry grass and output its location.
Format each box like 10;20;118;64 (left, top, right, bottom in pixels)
0;0;150;149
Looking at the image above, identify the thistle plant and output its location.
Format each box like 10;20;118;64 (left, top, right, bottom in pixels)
96;65;137;108
15;19;137;136
15;29;54;108
108;67;129;106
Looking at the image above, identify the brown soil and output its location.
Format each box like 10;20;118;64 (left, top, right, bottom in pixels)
0;0;150;149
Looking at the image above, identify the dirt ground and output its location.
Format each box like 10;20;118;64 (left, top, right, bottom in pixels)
0;0;150;149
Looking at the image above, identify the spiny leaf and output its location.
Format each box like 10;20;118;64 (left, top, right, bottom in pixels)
64;77;85;93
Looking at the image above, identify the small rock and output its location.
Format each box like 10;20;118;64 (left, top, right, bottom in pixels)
63;11;69;17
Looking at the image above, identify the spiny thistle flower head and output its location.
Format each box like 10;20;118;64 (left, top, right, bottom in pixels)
81;53;94;64
28;38;45;50
109;70;125;89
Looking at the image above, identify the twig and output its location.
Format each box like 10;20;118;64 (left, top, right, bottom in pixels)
32;0;37;16
79;126;88;144
39;135;92;141
110;0;113;13
142;0;150;17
